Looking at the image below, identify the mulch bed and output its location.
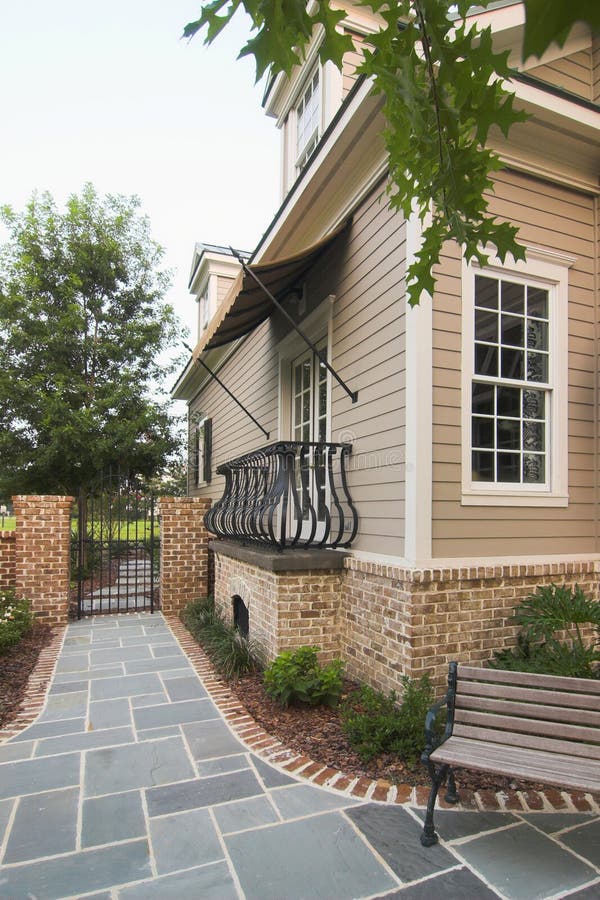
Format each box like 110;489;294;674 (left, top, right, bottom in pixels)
229;670;550;795
0;623;54;730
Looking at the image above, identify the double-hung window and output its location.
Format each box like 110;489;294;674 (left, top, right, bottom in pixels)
295;67;320;172
462;248;572;506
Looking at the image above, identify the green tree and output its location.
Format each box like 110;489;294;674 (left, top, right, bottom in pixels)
184;1;599;306
0;184;182;497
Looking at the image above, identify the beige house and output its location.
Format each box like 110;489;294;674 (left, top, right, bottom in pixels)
173;1;600;690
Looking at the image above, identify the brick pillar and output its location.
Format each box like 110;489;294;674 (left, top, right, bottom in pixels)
159;496;211;616
13;495;74;626
0;532;16;591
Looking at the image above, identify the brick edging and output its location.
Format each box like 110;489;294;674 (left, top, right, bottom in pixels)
166;616;600;815
0;625;67;742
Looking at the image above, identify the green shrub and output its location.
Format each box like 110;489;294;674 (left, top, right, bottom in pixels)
341;675;434;765
181;598;261;678
0;590;33;653
263;646;344;707
491;583;600;679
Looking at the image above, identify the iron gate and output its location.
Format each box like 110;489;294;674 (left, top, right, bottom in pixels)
74;473;159;617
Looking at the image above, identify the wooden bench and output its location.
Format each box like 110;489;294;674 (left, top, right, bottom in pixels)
420;662;600;846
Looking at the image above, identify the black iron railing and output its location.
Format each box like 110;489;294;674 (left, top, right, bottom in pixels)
205;442;358;550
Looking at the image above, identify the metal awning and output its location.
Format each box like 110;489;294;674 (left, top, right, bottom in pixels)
195;219;350;353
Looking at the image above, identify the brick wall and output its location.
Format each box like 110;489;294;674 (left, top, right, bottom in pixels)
213;550;343;664
342;558;599;690
13;495;74;626
0;531;16;591
159;497;211;615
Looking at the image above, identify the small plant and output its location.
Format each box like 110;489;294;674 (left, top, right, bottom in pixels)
181;598;261;678
0;590;33;653
263;646;344;707
491;583;600;679
341;675;434;765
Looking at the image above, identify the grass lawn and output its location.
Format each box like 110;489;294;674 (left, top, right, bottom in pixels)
0;516;15;531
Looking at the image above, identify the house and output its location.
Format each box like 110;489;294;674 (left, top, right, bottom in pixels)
172;1;600;690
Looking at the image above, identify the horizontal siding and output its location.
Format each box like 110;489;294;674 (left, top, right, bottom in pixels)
593;35;600;103
217;275;235;304
342;32;365;99
189;185;407;558
431;168;597;560
528;49;592;100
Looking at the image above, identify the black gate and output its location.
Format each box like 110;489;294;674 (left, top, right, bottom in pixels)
74;473;159;617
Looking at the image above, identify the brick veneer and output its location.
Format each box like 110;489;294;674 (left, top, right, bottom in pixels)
159;496;212;615
342;557;600;689
213;548;343;663
0;531;16;591
13;496;74;626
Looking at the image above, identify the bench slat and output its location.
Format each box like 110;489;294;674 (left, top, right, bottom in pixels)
455;694;600;728
457;680;600;712
453;723;600;761
455;708;600;744
457;665;600;694
430;736;600;793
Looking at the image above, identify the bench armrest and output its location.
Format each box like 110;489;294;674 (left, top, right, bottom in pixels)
421;662;458;763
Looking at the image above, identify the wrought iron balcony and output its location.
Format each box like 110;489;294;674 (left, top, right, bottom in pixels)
205;441;358;550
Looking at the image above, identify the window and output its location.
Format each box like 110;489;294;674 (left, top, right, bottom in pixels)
193;418;212;487
462;248;573;506
199;286;210;332
295;67;320;171
472;274;549;486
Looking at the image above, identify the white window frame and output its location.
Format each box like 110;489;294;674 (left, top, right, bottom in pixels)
461;245;574;507
294;64;322;174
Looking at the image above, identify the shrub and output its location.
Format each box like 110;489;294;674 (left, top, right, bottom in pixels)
341;675;434;765
263;646;344;707
0;590;33;654
491;583;600;679
181;598;261;678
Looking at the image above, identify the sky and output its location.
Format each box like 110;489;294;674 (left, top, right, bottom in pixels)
0;0;280;342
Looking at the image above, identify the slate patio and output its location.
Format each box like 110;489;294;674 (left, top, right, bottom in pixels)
0;612;598;899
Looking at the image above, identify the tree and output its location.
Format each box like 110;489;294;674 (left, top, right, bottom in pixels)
0;184;182;497
184;1;599;306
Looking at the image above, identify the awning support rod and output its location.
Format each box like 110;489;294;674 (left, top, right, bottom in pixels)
182;342;270;439
231;248;358;404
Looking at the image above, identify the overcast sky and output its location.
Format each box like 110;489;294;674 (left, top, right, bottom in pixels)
0;0;280;340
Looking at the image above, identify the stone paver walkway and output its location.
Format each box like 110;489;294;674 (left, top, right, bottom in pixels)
0;613;599;899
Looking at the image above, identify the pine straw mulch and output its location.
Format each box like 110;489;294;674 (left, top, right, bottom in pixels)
229;670;550;795
0;623;54;729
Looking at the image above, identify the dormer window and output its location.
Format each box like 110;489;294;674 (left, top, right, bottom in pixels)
295;67;320;171
200;285;210;332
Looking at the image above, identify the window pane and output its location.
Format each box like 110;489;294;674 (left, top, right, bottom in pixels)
523;454;545;484
302;360;311;391
497;453;520;482
294;395;301;425
523;421;544;452
527;320;548;351
302;391;310;423
523;389;544;420
497;386;520;417
527;287;548;319
472;382;494;415
472;451;494;481
294;366;302;395
527;352;548;383
497;419;520;450
318;380;327;420
475;275;498;309
472;416;494;448
475;344;498;376
475;308;498;342
501;347;524;380
501;281;524;314
501;315;524;347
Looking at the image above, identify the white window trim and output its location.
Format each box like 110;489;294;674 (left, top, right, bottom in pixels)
194;416;209;488
461;244;574;507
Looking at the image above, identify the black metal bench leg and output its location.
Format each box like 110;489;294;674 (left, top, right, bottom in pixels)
420;763;448;847
445;767;458;804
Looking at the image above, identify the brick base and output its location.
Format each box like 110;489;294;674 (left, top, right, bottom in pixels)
0;531;16;591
